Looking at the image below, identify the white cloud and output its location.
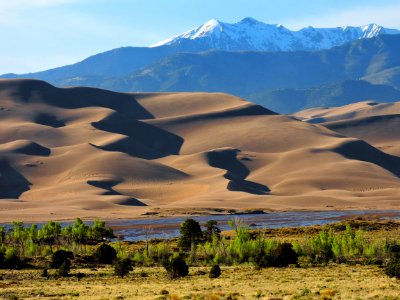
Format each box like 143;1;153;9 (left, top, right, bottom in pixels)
284;4;400;29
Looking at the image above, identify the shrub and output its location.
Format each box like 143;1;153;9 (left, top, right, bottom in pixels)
4;248;24;269
57;259;71;277
268;242;298;267
114;258;133;278
0;252;4;267
315;247;334;264
253;249;268;269
41;268;48;278
178;219;202;250
209;264;221;278
385;258;400;279
160;289;169;295
95;243;117;264
254;242;298;268
139;270;148;277
388;244;400;258
162;255;189;279
51;249;74;268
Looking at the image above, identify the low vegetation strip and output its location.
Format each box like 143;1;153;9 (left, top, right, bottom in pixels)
0;218;399;299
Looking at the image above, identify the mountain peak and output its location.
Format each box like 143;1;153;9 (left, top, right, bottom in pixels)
192;18;224;38
150;18;400;51
239;17;260;24
205;18;221;25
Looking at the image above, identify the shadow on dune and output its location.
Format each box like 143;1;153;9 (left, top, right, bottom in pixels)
91;112;184;159
90;140;164;160
87;180;147;206
34;113;65;128
15;141;51;157
0;79;184;159
325;114;400;129
0;79;154;120
207;149;270;195
333;140;400;177
0;159;31;198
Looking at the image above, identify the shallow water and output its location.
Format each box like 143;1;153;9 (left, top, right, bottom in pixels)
4;210;399;241
107;210;400;241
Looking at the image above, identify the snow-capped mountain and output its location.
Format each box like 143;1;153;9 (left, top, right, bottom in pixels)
151;17;400;51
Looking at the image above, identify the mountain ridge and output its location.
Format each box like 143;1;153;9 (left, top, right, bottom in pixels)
2;18;399;81
151;18;400;51
2;20;400;113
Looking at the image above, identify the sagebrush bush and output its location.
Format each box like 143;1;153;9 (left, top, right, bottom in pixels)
114;258;133;278
388;244;400;258
57;259;71;277
209;264;221;278
162;255;189;279
385;258;400;279
51;249;74;268
385;245;400;279
270;242;298;267
41;268;48;278
3;248;24;269
95;243;117;264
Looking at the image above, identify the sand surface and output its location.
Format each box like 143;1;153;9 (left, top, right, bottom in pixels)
294;101;400;156
0;80;399;222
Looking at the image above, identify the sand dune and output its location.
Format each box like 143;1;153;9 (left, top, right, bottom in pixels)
293;101;400;123
294;101;400;156
0;79;399;221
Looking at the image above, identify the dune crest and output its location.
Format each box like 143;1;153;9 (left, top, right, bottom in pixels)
294;100;400;156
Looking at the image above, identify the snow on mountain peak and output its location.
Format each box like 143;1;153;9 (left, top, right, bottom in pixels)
150;18;400;51
189;18;223;39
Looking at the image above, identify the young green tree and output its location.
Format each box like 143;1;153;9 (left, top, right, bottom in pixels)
61;225;73;246
204;220;221;242
72;218;89;245
28;224;38;244
12;221;27;256
91;220;114;242
0;226;6;244
178;219;203;250
38;221;61;248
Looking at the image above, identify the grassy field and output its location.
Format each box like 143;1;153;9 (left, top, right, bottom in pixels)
1;219;400;299
1;264;400;299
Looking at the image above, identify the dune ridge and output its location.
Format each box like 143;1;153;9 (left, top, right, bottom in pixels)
294;100;400;156
0;79;399;221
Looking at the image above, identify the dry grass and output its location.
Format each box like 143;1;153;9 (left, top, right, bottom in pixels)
1;264;399;299
2;220;400;299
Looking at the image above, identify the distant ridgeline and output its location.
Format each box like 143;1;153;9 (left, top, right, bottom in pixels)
2;18;400;113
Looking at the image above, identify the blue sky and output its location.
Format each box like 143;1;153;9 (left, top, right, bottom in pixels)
1;0;400;74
